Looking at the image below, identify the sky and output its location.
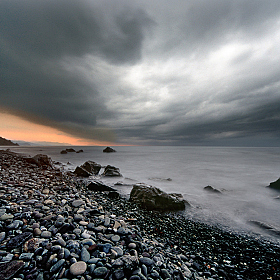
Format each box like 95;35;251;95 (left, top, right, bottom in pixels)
1;0;280;146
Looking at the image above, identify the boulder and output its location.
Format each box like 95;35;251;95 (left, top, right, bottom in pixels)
76;149;84;153
267;178;280;190
129;183;188;211
103;147;116;153
203;185;222;194
24;154;53;169
102;165;122;177
87;181;117;192
66;148;76;152
81;161;101;175
60;150;67;154
74;166;92;177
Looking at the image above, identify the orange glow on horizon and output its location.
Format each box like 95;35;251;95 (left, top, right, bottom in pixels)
0;112;115;146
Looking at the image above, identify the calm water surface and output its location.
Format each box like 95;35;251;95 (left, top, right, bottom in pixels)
9;145;280;244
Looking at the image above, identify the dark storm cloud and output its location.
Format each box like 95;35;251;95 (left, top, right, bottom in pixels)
1;0;280;146
0;0;153;141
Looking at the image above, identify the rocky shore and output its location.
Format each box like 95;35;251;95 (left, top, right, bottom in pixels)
0;149;279;280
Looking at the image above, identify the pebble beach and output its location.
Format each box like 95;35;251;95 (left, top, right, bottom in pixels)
0;149;279;280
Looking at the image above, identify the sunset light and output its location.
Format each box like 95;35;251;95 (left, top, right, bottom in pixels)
0;112;113;146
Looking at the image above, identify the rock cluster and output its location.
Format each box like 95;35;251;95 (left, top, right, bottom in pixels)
61;149;84;154
0;149;280;280
74;162;122;178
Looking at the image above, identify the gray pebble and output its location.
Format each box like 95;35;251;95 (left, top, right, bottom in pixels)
94;266;108;277
41;231;52;239
81;247;90;262
50;259;65;273
140;257;154;266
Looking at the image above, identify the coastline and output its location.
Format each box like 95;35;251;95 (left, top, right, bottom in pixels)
0;149;279;280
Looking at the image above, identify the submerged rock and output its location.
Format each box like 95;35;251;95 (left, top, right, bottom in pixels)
267;178;280;190
203;185;222;194
129;183;187;211
103;147;116;153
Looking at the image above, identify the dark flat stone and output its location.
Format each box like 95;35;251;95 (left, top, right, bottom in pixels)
0;260;24;279
6;232;32;249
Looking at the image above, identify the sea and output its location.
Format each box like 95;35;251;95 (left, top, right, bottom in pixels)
7;145;280;245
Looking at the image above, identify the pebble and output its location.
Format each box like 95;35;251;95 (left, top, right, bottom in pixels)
140;257;154;266
41;231;52;239
111;235;121;242
94;266;108;277
50;258;65;273
81;247;90;262
0;213;14;220
72;199;85;207
70;261;87;276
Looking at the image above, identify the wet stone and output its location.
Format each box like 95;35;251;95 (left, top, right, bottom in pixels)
81;247;90;262
0;260;25;279
114;269;125;280
81;239;95;246
34;228;42;236
99;243;112;253
111;235;120;242
56;238;67;247
81;231;91;239
2;253;14;262
0;232;5;242
19;252;34;260
50;259;66;273
41;231;52;239
70;261;87;276
6;220;21;229
104;217;110;227
117;227;131;235
112;246;123;257
140;257;154;266
6;232;32;249
0;214;14;221
130;276;140;280
72;199;85;207
74;214;84;222
94;266;108;277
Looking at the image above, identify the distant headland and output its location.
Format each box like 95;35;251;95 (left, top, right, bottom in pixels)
0;136;18;146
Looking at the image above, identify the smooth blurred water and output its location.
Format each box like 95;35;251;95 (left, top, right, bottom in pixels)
8;145;280;244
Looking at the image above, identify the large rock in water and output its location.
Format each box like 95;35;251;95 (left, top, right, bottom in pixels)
203;185;222;194
103;147;116;153
81;161;101;175
74;161;102;177
267;178;280;190
102;165;122;177
74;166;92;177
129;183;187;211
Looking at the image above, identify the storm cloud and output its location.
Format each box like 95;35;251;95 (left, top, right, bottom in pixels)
1;0;280;145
